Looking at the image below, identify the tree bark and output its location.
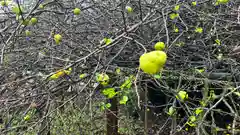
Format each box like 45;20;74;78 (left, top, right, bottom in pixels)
106;97;118;135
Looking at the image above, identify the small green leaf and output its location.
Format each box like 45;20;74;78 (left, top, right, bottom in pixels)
104;38;112;45
96;73;110;86
125;6;133;13
176;90;188;101
189;116;196;122
24;114;31;121
195;27;203;33
195;107;203;115
108;91;117;98
120;96;128;104
122;96;128;102
105;103;111;108
119;100;124;104
21;19;30;26
100;105;105;111
79;73;86;79
175;41;185;47
174;28;179;33
25;30;31;36
167;106;176;116
195;68;205;74
215;39;221;45
174;5;180;11
173;25;179;33
102;88;117;98
154;74;161;79
169;13;179;20
192;1;197;6
102;88;115;96
200;100;207;107
187;116;197;127
120;76;134;90
116;68;121;74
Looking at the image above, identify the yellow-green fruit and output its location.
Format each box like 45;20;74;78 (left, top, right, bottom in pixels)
54;34;62;45
174;28;179;33
73;8;81;15
154;42;165;50
25;30;31;36
125;6;133;13
192;1;197;6
139;51;167;74
39;4;44;9
30;17;38;25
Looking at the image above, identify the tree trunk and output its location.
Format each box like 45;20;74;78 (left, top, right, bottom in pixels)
106;97;118;135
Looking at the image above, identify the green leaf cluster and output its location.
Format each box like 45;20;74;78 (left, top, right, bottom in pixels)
102;88;117;99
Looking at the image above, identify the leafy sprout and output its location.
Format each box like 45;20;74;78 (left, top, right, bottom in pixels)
102;88;117;99
174;5;180;11
195;27;203;33
215;39;221;45
192;1;197;6
119;96;128;105
169;13;179;20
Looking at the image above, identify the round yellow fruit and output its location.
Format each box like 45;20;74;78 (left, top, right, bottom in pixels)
54;34;62;45
139;51;167;74
125;6;133;13
39;4;44;9
30;17;38;25
192;1;197;6
54;34;62;40
25;30;31;36
154;42;165;50
73;8;81;15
